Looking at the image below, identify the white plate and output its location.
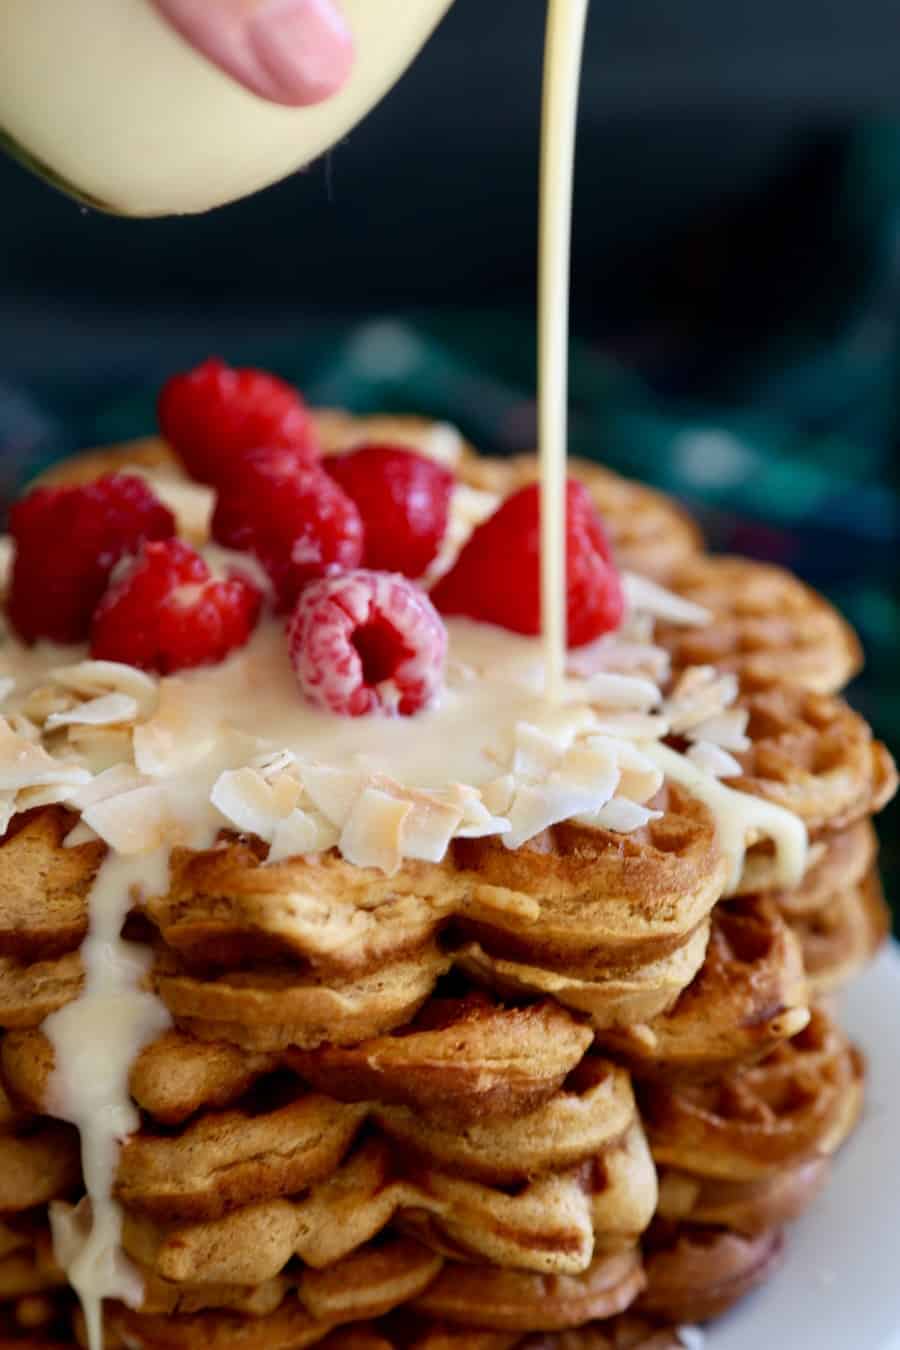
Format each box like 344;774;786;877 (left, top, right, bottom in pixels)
700;942;900;1350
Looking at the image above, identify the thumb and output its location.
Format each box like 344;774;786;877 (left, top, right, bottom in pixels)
149;0;355;107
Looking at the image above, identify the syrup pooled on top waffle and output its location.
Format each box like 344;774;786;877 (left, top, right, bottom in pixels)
0;361;894;1350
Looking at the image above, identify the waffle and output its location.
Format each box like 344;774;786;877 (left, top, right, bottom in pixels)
596;897;809;1078
643;1005;861;1239
104;1305;687;1350
376;1317;687;1350
0;774;728;1054
2;1008;655;1294
655;555;862;694
638;1222;784;1323
7;427;897;1350
787;868;889;996
728;683;896;833
411;1246;645;1331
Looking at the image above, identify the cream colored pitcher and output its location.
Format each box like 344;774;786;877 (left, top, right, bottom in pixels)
0;0;453;216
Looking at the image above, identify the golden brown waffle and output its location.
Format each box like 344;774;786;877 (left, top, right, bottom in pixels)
0;1124;80;1217
596;897;809;1078
152;942;452;1054
729;684;897;833
285;993;593;1122
116;1121;653;1292
1;996;602;1134
2;1011;654;1289
655;556;862;694
0;1071;80;1218
453;786;727;975
411;1246;645;1331
655;1157;831;1237
638;1222;784;1323
640;1005;862;1238
3;988;591;1134
0;777;728;1057
101;1236;440;1346
380;1316;687;1350
788;868;889;996
456;923;710;1033
104;1305;687;1350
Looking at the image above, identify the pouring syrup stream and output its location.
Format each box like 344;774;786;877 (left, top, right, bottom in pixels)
538;0;589;700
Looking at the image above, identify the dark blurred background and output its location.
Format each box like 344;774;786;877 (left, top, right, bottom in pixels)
0;0;897;899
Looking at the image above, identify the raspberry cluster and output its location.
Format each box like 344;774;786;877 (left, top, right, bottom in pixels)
7;359;622;710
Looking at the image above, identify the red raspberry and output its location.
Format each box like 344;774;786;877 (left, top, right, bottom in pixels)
288;569;447;716
211;449;364;612
431;479;624;647
7;475;176;645
91;538;261;674
158;357;319;485
325;444;453;578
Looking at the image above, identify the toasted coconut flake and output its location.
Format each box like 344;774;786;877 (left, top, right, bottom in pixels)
504;774;615;849
45;692;139;730
664;665;739;735
65;725;135;774
581;671;662;711
267;810;339;864
624;571;712;626
83;784;180;854
513;722;568;779
22;686;77;724
50;661;158;718
687;741;743;779
252;748;298;781
211;768;300;839
0;720;91;791
687;707;750;752
339;787;411;874
69;765;148;811
64;821;101;848
301;764;368;827
481;774;516;817
590;712;670;740
15;782;82;811
452;784;511;838
587;736;663;803
0;790;17;836
568;633;671;682
579;798;663;833
400;792;464;862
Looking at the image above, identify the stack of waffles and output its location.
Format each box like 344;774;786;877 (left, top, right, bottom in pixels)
0;410;895;1350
